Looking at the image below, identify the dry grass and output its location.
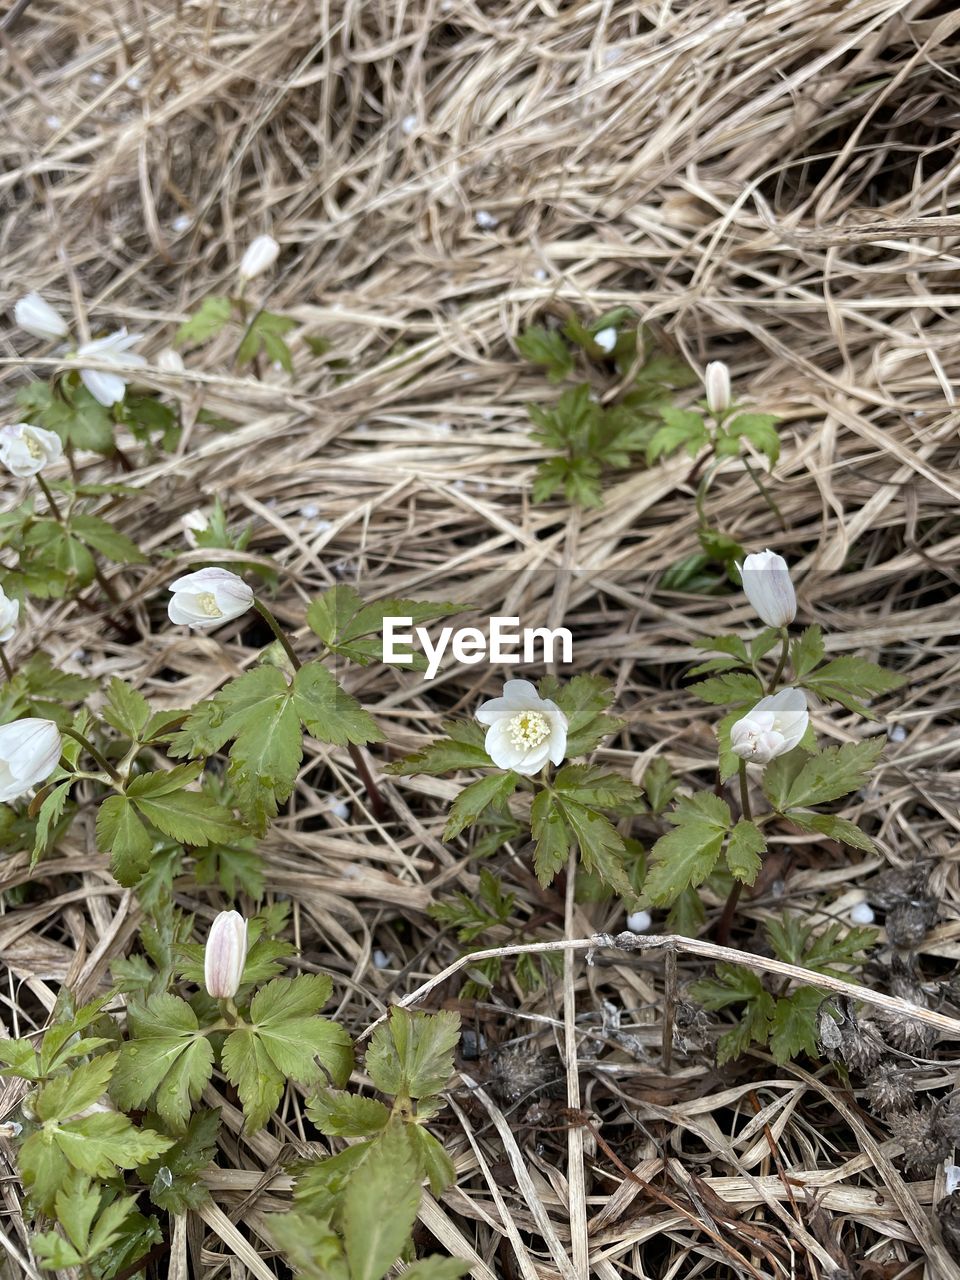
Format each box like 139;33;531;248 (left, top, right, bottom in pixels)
3;0;960;1276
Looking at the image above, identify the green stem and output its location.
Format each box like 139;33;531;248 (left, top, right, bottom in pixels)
0;645;12;683
716;761;752;946
35;473;64;521
743;457;787;530
37;472;131;619
253;598;302;670
61;726;122;785
767;628;789;694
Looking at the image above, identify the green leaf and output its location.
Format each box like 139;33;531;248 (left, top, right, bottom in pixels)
36;1052;118;1123
517;326;574;382
804;656;905;718
111;993;214;1130
387;724;493;777
530;788;571;886
141;1108;220;1213
553;763;645;813
789;625;825;679
129;780;244;848
401;1259;471;1280
444;772;518;840
688;671;762;706
365;1008;460;1100
293;662;381;747
725;820;765;884
647;406;708;463
343;1122;423;1280
221;1027;286;1133
103;677;152;737
270;1211;351;1280
555;796;634;898
69;514;146;565
643;757;678;815
406;1123;457;1195
542;673;621;756
769;988;822;1063
727;412;780;466
777;739;884;808
32;780;72;866
249;975;354;1090
665;886;705;937
785;809;876;852
643;795;732;906
96;795;154;886
176;295;232;346
307;1089;390;1138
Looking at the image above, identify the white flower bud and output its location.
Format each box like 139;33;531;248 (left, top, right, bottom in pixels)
156;347;185;374
14;293;69;341
0;423;63;478
0;718;62;804
475;679;568;776
180;509;208;547
730;688;808;765
203;910;248;998
704;360;731;414
850;902;875;926
739;549;797;628
239;235;280;280
0;588;19;644
167;567;253;630
73;329;147;406
594;327;617;354
626;909;652;934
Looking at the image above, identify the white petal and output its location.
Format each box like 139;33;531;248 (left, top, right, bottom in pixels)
80;368;126;406
500;678;541;707
475;696;511;725
484;721;526;770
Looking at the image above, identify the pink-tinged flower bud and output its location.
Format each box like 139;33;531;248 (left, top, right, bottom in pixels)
239;235;280;280
0;718;62;804
15;293;69;341
204;910;248;998
167;567;253;630
730;688;808;764
0;423;63;478
739;549;797;628
704;360;731;414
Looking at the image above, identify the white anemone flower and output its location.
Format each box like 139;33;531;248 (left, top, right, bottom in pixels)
74;329;147;406
739;549;797;628
0;719;62;804
0;588;19;644
167;567;254;630
730;687;808;765
475;679;568;776
0;423;63;478
239;235;280;280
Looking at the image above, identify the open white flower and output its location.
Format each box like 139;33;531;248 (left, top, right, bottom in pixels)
0;588;19;644
0;718;62;804
74;329;147;406
476;679;568;775
239;234;279;280
167;567;254;630
0;423;63;478
15;293;69;341
204;910;248;998
704;360;731;414
730;687;808;764
739;548;796;628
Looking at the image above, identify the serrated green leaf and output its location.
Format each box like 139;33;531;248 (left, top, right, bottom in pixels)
112;993;214;1131
366;1008;460;1100
647;406;708;463
401;1259;471;1280
32;779;72;866
69;514;146;565
804;656;905;718
36;1052;118;1123
249;975;353;1089
728;412;780;466
769;988;822;1063
343;1122;423;1280
307;1089;390;1138
293;662;381;747
406;1123;457;1196
444;772;518;840
388;734;493;776
778;739;884;809
541;673;621;756
103;677;152;737
555;796;634;898
785;809;875;851
643;795;731;907
221;1027;286;1133
96;795;154;886
141;1108;221;1213
517;326;574;382
553;763;645;813
176;296;232;346
790;625;825;679
530;788;570;886
643;757;678;815
270;1211;351;1280
688;671;763;706
131;784;243;848
725;819;765;884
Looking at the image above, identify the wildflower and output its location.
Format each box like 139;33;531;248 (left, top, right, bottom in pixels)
239;234;280;280
704;360;731;414
0;718;62;804
203;910;248;998
475;679;568;776
730;688;808;764
15;293;69;341
850;901;875;926
74;329;147;406
0;423;63;478
0;588;19;644
167;567;253;630
180;509;208;547
594;327;617;354
626;909;652;934
474;210;499;229
739;549;797;628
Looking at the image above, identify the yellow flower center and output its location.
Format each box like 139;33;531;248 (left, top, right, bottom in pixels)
195;591;222;617
24;432;43;458
506;710;550;750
